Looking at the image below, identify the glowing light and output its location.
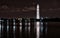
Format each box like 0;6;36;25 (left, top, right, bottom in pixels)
28;23;30;32
19;23;22;32
36;4;40;38
36;4;40;19
36;22;40;38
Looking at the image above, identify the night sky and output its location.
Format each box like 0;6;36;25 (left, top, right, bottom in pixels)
0;0;60;18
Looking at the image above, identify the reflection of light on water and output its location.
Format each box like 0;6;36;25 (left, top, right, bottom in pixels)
28;23;30;32
19;18;22;32
13;25;15;32
13;19;15;31
13;19;16;38
45;22;48;34
36;22;40;38
2;25;3;31
7;25;9;32
7;20;9;32
25;22;27;31
25;23;27;25
13;26;15;31
0;25;1;31
0;25;1;37
19;23;22;25
41;22;43;32
19;23;22;32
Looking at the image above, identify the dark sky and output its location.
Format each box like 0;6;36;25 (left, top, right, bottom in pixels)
0;0;60;18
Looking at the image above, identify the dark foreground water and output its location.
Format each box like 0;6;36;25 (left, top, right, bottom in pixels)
0;18;60;38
